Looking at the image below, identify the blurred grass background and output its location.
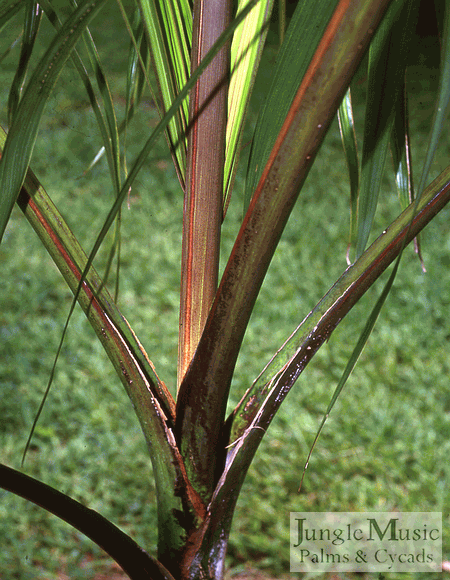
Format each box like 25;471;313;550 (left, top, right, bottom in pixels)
0;1;449;578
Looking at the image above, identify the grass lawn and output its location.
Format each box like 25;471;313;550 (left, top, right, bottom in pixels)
0;3;449;579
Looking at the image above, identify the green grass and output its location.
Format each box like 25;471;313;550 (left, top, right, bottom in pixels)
1;4;450;579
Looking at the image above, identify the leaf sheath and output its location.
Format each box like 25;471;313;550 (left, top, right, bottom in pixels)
177;0;232;393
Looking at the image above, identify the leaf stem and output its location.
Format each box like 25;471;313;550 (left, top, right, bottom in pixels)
0;464;175;580
177;0;232;392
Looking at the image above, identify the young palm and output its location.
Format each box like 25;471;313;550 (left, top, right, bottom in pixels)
1;0;449;578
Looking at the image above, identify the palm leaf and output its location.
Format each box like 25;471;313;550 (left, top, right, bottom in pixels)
82;9;150;175
157;0;191;96
75;3;123;294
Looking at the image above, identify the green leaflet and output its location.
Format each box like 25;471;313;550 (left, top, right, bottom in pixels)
0;0;22;32
355;0;420;258
0;0;109;243
83;7;150;175
338;88;359;258
224;0;274;213
414;0;450;201
138;0;190;184
75;1;123;295
40;0;125;291
390;85;426;269
7;0;42;125
244;0;339;209
299;247;402;491
390;85;412;210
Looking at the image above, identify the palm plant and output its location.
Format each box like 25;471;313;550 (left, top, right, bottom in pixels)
1;0;449;578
